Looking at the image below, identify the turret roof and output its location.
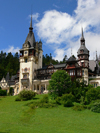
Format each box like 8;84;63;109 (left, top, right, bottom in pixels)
77;28;89;56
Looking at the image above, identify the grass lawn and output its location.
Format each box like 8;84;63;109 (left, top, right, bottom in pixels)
0;95;100;133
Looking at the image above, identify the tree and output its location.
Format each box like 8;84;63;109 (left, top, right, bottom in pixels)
48;70;71;99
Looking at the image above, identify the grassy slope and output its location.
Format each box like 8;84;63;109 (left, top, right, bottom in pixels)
0;95;100;133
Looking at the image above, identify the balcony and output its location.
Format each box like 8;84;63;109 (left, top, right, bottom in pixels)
21;78;29;85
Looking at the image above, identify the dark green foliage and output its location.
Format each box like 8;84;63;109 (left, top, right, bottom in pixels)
0;51;19;80
86;88;98;104
0;89;7;96
73;104;86;111
55;97;61;105
40;94;49;103
91;102;100;113
43;53;67;66
63;99;74;107
8;87;14;96
19;90;36;101
48;70;71;99
61;93;74;102
15;97;21;101
30;101;57;108
0;87;1;90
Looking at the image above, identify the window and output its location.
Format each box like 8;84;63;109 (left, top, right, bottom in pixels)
77;70;81;76
23;74;27;78
70;70;73;76
25;59;27;63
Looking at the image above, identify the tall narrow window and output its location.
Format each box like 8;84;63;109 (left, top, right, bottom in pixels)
25;59;27;63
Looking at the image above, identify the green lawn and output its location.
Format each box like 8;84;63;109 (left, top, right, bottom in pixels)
0;95;100;133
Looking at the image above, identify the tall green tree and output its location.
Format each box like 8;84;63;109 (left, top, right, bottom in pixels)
48;70;71;99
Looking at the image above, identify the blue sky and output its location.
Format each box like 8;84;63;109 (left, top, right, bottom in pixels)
0;0;100;61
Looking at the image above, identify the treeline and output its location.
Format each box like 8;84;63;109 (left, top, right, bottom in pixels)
43;53;67;66
0;51;19;80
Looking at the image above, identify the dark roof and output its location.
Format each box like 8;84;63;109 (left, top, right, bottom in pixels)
54;63;66;68
37;63;66;70
77;44;89;55
67;56;77;62
22;16;36;49
77;28;89;56
6;72;10;81
24;32;35;47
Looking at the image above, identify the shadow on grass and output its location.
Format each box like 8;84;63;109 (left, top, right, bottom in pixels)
33;97;39;100
20;108;36;123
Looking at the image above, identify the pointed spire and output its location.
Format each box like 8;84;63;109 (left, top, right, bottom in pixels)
80;27;85;43
29;14;33;33
96;51;98;61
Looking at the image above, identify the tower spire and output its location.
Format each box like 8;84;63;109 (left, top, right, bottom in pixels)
82;27;84;38
80;27;85;43
29;14;33;33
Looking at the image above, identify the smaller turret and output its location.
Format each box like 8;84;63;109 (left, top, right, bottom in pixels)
39;39;42;50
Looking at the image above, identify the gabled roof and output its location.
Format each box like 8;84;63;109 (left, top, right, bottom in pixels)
67;56;77;62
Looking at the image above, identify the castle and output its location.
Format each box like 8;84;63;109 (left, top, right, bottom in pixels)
0;17;100;95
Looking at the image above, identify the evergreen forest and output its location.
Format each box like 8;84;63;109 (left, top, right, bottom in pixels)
0;51;67;80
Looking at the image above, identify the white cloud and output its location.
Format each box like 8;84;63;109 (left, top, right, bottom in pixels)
29;13;39;22
53;48;65;61
35;0;100;61
2;46;20;54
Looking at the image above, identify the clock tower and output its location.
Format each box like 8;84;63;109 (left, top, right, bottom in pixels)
19;16;43;91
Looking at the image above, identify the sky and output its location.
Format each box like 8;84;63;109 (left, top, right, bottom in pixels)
0;0;100;61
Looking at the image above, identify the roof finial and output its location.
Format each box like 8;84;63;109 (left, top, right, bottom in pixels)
29;8;33;33
82;27;84;37
80;27;85;42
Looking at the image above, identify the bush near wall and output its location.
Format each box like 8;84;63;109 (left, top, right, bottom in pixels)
0;89;7;96
18;90;36;101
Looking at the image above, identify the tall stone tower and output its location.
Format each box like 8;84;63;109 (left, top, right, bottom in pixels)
77;28;89;84
19;16;43;91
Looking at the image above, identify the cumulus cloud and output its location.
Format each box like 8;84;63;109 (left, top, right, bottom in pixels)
35;0;100;60
2;46;20;54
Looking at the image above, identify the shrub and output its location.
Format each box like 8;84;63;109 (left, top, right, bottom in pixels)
61;93;74;102
91;102;100;113
19;90;36;101
9;87;14;96
86;88;98;104
15;97;21;101
55;97;61;105
30;101;57;108
0;89;7;96
40;94;49;103
63;99;74;107
73;104;86;111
